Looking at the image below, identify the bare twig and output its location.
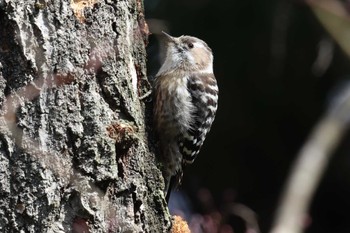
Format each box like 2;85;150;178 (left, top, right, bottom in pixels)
228;203;261;233
270;1;350;232
271;85;350;233
308;0;350;58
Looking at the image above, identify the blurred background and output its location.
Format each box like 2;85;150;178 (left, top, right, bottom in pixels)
145;1;350;232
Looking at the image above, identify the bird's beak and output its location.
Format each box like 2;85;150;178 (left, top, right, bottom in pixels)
162;31;176;43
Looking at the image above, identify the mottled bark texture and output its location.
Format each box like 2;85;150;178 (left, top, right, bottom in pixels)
0;0;171;232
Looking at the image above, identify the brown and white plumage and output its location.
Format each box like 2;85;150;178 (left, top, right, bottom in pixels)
153;32;218;199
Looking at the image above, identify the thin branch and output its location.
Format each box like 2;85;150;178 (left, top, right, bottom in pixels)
270;1;350;232
270;77;350;233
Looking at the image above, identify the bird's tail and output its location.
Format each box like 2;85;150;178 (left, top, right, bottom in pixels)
164;171;183;203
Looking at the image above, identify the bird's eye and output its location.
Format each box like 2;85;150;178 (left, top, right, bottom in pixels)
188;43;194;49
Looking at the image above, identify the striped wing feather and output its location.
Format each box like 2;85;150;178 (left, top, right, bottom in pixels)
178;73;218;164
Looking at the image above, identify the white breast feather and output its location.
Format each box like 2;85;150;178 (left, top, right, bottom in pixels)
171;76;194;133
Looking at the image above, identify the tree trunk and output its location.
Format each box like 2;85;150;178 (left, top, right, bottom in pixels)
0;0;171;232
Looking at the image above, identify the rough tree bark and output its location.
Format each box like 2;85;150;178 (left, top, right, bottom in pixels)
0;0;171;232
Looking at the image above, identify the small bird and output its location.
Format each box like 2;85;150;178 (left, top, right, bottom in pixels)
153;32;218;200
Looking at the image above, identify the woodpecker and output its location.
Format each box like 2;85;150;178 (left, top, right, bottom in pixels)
153;32;218;199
